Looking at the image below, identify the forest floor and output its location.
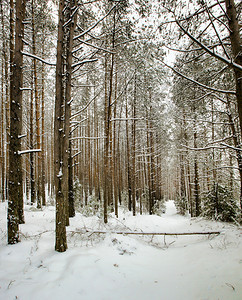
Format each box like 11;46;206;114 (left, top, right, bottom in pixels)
0;200;241;300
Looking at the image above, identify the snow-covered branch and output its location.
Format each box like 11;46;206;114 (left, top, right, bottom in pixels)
18;134;27;139
18;149;42;155
82;229;221;236
110;118;145;122
220;143;242;151
73;4;117;41
70;89;101;119
72;151;82;159
20;87;32;91
72;58;98;68
181;144;226;151
175;20;242;72
70;136;106;140
73;40;115;54
207;135;234;145
63;5;79;27
22;51;56;66
154;56;236;95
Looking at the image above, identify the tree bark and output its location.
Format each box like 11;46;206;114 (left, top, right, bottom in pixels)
193;104;200;217
8;0;26;244
131;73;137;216
126;89;132;211
55;0;67;252
0;0;9;202
32;0;41;209
113;71;118;218
30;77;35;205
225;0;242;211
62;0;77;224
41;54;46;206
0;64;4;202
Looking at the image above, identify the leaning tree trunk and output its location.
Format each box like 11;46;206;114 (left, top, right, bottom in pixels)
8;0;26;244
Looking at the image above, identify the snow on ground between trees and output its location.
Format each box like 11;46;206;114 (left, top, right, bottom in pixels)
0;200;241;300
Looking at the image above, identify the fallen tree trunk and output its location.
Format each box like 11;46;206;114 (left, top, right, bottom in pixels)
84;230;221;236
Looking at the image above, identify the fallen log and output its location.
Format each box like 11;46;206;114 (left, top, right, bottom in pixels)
84;230;221;236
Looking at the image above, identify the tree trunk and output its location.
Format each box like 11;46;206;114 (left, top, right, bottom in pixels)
113;71;118;218
0;0;9;202
8;0;26;244
226;95;242;211
193;105;200;217
0;64;4;202
55;0;67;252
30;78;35;205
32;0;41;209
131;73;137;216
225;0;242;211
41;55;46;206
126;89;132;211
146;112;153;214
62;0;77;225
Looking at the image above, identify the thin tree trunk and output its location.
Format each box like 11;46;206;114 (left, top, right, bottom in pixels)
113;70;118;217
62;0;77;225
146;112;153;214
30;77;35;205
93;91;100;201
55;0;67;252
126;89;132;211
32;0;41;209
41;40;46;205
131;73;137;216
88;108;92;196
0;63;3;202
193;104;200;217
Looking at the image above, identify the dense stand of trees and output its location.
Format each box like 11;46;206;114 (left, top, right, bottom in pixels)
0;0;241;251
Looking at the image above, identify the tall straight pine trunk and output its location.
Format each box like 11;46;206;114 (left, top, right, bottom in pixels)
55;0;67;252
55;0;77;251
32;0;41;208
8;0;26;244
225;0;242;211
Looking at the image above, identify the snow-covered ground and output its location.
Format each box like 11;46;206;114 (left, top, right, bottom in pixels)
0;200;241;300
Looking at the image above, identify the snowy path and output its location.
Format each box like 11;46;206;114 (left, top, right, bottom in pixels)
0;201;241;300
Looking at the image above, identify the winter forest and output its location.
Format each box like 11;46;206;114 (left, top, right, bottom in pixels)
0;0;241;299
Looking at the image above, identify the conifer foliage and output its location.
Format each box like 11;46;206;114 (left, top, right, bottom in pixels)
202;184;239;223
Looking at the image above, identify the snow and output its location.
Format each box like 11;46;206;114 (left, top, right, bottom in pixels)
0;200;241;300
